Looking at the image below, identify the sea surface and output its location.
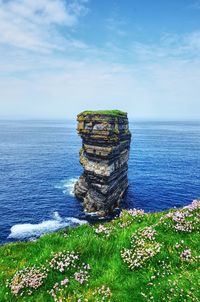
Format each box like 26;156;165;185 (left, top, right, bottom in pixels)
0;120;199;244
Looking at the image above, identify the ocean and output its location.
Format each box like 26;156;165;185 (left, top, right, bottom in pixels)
0;120;199;244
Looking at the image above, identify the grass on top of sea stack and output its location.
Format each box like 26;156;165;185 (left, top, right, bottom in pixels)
78;110;127;117
0;200;199;302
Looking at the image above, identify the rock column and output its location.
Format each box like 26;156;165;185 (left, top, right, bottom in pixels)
74;110;131;216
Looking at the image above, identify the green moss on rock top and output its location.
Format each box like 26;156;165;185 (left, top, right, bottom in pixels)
78;110;127;117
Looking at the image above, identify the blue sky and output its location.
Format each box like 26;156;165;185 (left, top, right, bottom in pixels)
0;0;200;120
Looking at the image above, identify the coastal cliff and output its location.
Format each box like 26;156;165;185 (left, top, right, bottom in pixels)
74;110;131;215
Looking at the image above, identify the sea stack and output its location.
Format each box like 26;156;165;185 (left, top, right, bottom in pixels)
74;110;131;216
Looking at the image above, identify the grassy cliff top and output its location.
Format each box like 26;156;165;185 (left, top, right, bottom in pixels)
78;110;127;117
0;200;199;301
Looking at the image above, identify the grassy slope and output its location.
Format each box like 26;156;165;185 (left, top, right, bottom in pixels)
0;205;199;302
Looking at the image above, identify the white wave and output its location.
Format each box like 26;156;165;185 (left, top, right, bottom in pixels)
8;212;87;240
55;177;79;196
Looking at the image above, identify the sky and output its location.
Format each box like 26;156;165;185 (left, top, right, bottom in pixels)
0;0;200;120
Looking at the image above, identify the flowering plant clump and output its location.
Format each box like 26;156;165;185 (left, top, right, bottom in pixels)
93;285;112;301
74;263;91;284
180;249;192;262
172;211;194;232
130;227;157;246
140;226;157;241
118;208;145;228
121;241;161;270
174;240;200;263
48;278;69;301
47;263;91;301
159;200;200;233
7;265;48;297
121;227;161;270
119;208;145;221
49;251;79;273
158;211;173;225
127;208;145;218
74;270;89;285
183;199;200;211
95;224;112;237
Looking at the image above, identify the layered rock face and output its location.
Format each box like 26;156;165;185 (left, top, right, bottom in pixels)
74;110;131;216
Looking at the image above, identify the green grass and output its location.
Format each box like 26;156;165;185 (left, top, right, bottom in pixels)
78;110;127;117
0;204;199;302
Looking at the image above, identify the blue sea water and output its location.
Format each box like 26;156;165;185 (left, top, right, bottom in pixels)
0;120;199;244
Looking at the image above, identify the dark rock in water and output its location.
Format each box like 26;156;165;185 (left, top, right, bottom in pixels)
74;110;131;216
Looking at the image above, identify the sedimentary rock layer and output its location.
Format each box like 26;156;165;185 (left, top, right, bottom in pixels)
74;110;131;216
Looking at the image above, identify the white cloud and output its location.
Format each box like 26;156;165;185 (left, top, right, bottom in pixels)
130;31;200;62
0;0;88;52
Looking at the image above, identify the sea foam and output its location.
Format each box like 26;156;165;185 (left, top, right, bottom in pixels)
8;212;87;240
55;177;79;196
